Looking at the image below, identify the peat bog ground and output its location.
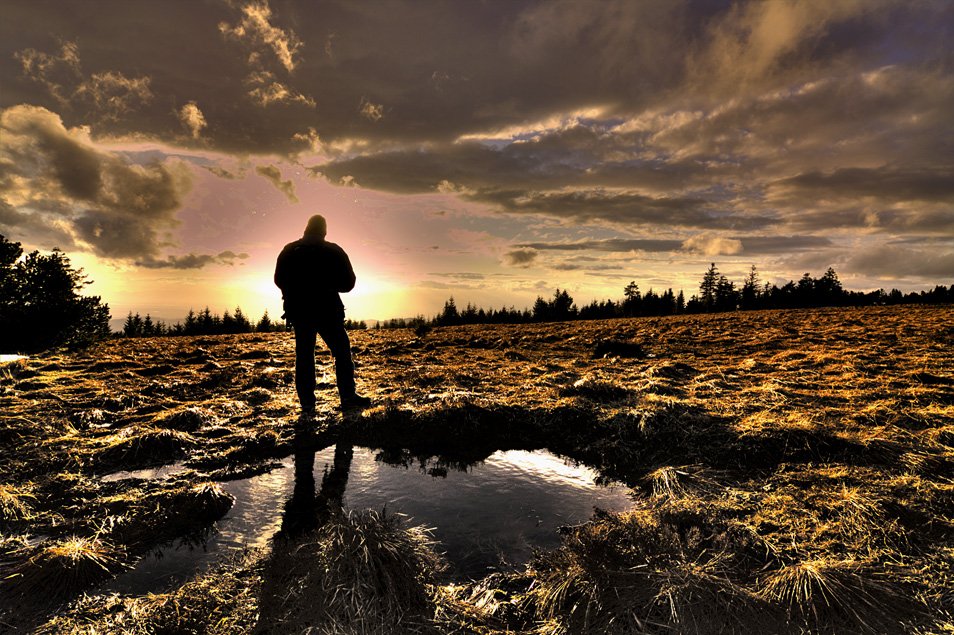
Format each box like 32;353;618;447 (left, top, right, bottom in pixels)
1;305;953;634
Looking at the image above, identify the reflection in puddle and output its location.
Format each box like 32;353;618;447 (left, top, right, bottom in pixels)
102;447;632;594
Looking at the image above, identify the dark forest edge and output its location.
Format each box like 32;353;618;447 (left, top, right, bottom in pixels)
3;233;951;351
1;235;110;353
119;262;953;338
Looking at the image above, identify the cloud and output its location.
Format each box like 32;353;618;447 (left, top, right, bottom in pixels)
244;70;315;108
682;233;743;256
219;0;302;73
177;101;207;139
476;188;770;230
687;0;874;98
842;244;954;280
312;141;775;230
254;164;300;203
516;239;681;253
137;250;251;269
203;166;246;180
13;37;81;104
217;0;317;111
517;235;833;256
359;97;384;122
772;166;952;204
74;71;153;119
503;249;538;267
15;38;153;121
508;0;688;91
0;105;196;261
735;236;834;254
766;165;954;235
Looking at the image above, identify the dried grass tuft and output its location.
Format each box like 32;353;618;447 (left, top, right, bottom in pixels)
160;407;216;432
641;465;721;501
0;482;37;525
651;563;780;635
560;376;630;401
6;536;128;600
258;509;444;633
33;549;262;635
526;505;776;634
97;482;234;550
96;427;196;471
432;573;534;632
758;559;924;634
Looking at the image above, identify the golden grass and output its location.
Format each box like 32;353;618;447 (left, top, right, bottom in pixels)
94;427;197;472
1;306;953;634
0;483;36;525
6;536;128;600
758;559;922;634
33;549;262;635
258;509;444;634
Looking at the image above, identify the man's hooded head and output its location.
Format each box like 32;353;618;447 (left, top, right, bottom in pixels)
304;214;327;238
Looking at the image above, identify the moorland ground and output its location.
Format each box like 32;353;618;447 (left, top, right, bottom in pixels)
1;305;952;634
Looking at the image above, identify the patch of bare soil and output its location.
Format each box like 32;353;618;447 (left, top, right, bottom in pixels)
1;306;952;634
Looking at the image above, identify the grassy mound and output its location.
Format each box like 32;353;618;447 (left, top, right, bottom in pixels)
259;509;444;633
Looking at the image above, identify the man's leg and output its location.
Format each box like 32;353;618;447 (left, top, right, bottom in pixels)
316;320;357;399
294;324;319;411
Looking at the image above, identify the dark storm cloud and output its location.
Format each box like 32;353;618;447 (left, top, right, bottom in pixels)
4;0;949;155
311;138;773;230
2;0;951;285
472;188;776;230
843;245;954;280
137;250;251;270
0;105;235;267
13;36;154;123
774;167;952;204
735;236;834;255
1;106;188;257
517;235;833;256
768;167;954;235
310;140;550;194
785;208;954;236
503;249;538;267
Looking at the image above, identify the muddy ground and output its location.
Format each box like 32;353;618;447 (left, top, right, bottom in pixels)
1;305;953;634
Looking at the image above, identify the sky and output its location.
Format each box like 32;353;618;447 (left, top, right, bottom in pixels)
1;0;952;328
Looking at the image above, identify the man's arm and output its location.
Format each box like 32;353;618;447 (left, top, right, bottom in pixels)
334;245;356;293
274;246;289;291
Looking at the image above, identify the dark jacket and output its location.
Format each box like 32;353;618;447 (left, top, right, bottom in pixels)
274;236;356;324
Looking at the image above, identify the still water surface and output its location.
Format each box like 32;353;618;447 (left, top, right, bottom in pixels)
102;447;632;593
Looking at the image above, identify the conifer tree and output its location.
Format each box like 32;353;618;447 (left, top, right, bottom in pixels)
233;306;252;333
0;235;111;352
699;263;719;311
257;310;273;333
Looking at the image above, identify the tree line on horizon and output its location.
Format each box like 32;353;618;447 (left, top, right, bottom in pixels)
123;263;951;337
3;227;950;352
371;263;953;330
121;306;289;338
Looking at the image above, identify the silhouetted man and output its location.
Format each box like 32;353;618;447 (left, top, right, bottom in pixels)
275;215;371;413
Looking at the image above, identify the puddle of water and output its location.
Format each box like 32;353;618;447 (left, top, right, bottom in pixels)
101;447;632;594
101;463;187;482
